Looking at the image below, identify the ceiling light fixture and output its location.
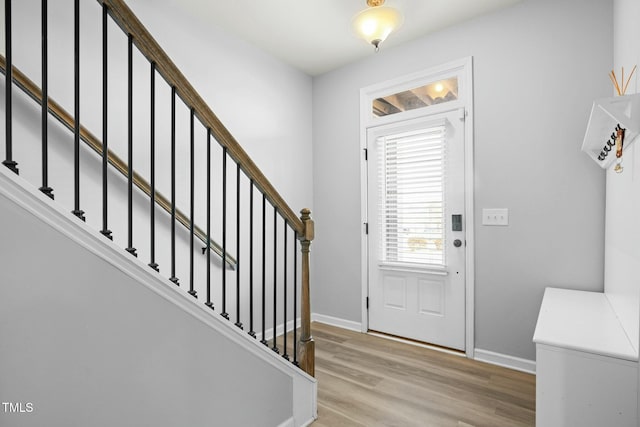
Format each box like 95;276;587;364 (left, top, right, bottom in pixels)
352;0;403;52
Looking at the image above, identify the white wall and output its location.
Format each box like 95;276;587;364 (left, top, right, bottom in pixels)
607;0;640;354
312;0;611;360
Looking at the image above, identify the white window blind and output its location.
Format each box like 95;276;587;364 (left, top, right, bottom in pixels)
377;123;446;266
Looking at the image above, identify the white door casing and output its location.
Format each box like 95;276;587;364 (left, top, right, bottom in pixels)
359;57;474;357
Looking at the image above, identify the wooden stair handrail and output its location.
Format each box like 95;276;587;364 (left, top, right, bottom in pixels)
0;55;237;269
99;0;304;235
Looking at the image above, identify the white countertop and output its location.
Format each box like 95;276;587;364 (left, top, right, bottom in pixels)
533;287;638;362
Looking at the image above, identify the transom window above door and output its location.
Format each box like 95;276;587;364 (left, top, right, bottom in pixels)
372;77;459;118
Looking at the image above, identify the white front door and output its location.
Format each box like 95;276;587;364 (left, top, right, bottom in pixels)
367;110;466;350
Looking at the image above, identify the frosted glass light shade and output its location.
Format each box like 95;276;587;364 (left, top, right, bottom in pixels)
352;6;403;51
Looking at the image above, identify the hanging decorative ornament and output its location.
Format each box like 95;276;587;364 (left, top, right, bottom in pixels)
614;124;625;174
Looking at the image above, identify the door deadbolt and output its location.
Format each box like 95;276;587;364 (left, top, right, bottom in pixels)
452;214;462;231
453;239;462;247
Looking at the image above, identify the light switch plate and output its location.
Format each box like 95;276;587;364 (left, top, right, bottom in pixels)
482;208;509;226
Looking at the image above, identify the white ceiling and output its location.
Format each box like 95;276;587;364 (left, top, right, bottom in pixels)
162;0;522;76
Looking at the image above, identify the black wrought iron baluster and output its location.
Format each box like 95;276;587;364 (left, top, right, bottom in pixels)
125;34;137;257
148;62;158;269
235;163;242;329
100;4;112;240
261;194;267;346
221;147;229;320
282;222;289;360
3;0;18;175
272;206;279;354
188;108;196;298
293;238;298;366
248;180;256;338
71;0;84;221
39;0;53;199
204;129;213;310
169;87;179;286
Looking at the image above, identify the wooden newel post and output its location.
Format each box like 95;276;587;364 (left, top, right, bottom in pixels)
298;208;315;377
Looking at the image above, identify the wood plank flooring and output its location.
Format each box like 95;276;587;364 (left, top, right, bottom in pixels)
309;322;535;427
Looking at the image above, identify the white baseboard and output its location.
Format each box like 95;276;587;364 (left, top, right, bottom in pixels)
474;348;536;374
277;417;294;427
279;414;316;427
312;313;362;332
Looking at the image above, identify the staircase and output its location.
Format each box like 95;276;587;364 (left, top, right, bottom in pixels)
0;0;316;425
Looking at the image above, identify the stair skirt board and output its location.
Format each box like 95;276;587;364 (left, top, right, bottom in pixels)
0;165;317;427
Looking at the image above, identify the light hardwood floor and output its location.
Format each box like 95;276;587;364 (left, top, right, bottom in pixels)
309;322;535;427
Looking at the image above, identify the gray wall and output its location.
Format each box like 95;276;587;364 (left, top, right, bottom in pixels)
311;0;612;360
0;191;293;427
126;0;314;214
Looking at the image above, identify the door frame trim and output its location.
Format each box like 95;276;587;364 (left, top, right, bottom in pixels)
359;57;475;358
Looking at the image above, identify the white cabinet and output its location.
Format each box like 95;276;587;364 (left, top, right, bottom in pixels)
533;288;638;427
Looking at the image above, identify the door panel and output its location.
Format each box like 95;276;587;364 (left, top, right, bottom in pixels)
367;110;465;350
383;275;407;310
418;278;444;316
